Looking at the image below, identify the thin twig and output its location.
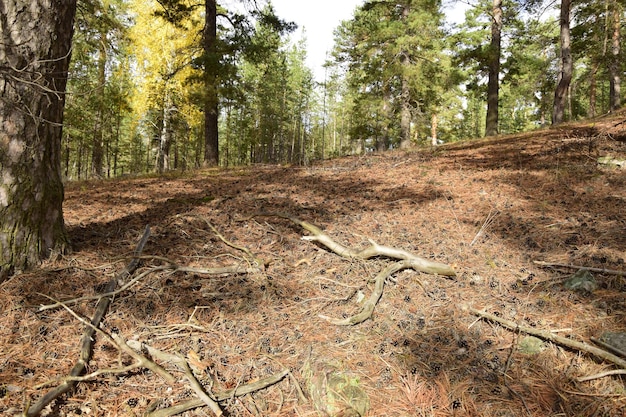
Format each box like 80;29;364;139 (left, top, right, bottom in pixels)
577;369;626;382
470;209;500;246
533;260;626;277
465;305;626;369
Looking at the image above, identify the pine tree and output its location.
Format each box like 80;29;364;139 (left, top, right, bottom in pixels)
485;0;503;136
64;0;131;179
0;0;77;280
332;0;449;150
553;0;572;124
153;0;294;166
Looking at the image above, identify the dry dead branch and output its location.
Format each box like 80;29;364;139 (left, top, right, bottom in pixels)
576;369;626;382
466;305;626;370
26;226;151;417
253;213;455;326
187;214;265;268
533;260;626;277
261;213;456;276
591;336;626;359
127;340;223;416
142;366;291;417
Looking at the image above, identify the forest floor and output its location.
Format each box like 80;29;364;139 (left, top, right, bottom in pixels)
2;114;626;417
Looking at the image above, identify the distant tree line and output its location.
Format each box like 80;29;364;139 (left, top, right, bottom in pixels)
1;0;624;279
57;0;624;178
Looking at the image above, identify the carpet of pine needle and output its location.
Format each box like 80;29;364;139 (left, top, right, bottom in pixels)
1;116;626;416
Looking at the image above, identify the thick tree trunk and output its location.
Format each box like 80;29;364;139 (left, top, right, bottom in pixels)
203;0;219;166
485;0;502;137
0;0;76;280
553;0;572;125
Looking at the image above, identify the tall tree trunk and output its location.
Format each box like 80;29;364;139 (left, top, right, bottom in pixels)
485;0;502;137
203;0;219;166
609;0;621;111
157;91;174;173
400;73;412;149
589;60;598;118
0;0;76;281
553;0;572;125
92;33;107;177
431;113;438;146
399;4;412;149
378;82;391;152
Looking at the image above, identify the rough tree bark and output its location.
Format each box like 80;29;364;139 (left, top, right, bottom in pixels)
553;0;572;125
485;0;502;137
0;0;76;281
430;113;438;146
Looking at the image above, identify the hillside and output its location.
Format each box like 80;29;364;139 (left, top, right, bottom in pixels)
1;116;626;416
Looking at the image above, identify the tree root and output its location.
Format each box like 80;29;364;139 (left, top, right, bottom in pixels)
26;222;283;416
320;260;420;325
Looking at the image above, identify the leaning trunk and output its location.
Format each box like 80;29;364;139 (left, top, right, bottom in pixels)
553;0;572;125
0;0;76;280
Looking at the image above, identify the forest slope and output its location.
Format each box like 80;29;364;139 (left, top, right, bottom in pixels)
1;116;626;416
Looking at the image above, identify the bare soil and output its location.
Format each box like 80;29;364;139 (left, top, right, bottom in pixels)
2;115;626;416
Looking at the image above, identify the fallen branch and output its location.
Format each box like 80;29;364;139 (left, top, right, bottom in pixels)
38;259;261;312
465;305;626;370
533;260;626;277
261;213;455;277
127;340;222;416
319;259;425;326
128;340;290;417
590;336;626;361
576;369;626;382
254;213;454;326
151;371;289;417
38;264;170;311
26;226;151;417
38;296;175;386
187;215;264;268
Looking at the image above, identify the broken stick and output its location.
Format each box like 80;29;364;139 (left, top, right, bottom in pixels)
466;305;626;370
26;226;151;417
255;213;455;325
255;213;456;276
